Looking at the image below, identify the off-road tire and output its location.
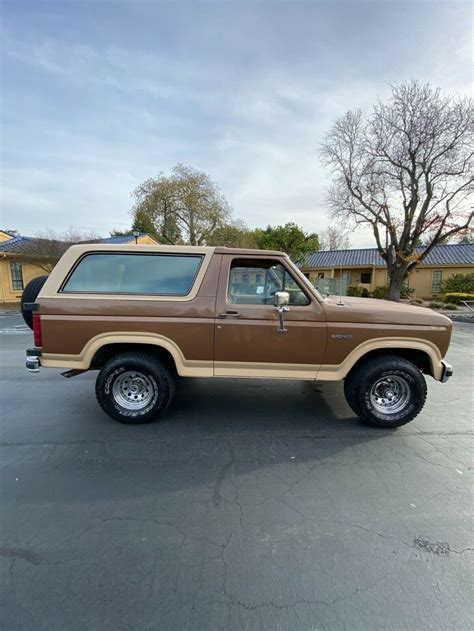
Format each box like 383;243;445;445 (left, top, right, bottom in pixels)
95;351;175;424
344;355;427;428
21;275;48;329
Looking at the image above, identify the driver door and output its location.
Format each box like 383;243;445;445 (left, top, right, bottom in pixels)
214;255;327;378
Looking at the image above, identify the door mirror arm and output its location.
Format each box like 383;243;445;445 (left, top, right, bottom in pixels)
276;304;289;333
274;291;290;333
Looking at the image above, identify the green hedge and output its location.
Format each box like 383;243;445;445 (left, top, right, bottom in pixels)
347;285;370;298
347;285;364;297
441;273;474;294
443;292;474;304
371;286;389;299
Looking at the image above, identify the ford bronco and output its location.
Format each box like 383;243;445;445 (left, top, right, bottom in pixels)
22;244;453;428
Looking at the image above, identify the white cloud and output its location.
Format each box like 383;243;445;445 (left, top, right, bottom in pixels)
1;1;472;250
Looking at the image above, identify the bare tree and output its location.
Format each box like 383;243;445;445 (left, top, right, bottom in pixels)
131;164;232;245
320;226;351;251
321;81;473;300
26;228;101;272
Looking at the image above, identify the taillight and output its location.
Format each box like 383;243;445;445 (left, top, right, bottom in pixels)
32;314;43;347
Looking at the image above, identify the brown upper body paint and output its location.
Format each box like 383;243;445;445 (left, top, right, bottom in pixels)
33;244;453;380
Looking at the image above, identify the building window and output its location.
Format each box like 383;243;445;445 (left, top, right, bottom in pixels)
10;261;24;291
317;272;325;279
360;272;372;284
432;270;442;293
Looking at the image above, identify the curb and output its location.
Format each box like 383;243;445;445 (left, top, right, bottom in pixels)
448;314;474;323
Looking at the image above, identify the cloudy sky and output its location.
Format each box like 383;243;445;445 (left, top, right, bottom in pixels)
1;0;472;247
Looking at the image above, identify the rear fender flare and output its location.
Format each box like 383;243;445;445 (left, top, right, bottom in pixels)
40;332;213;377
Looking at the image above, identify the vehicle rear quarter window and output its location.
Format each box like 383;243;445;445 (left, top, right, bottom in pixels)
62;253;203;295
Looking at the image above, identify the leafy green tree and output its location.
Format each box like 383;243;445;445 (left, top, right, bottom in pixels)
131;164;231;245
206;219;258;248
110;211;160;240
254;222;319;264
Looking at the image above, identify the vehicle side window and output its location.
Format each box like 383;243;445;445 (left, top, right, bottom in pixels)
62;253;203;295
228;259;310;306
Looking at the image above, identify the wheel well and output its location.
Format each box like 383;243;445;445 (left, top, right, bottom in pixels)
90;343;177;373
348;348;434;378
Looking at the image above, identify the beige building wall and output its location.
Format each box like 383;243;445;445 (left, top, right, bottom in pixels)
0;258;49;304
408;266;473;298
136;234;159;245
0;231;13;243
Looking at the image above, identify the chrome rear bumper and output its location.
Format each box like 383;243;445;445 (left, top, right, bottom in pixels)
26;348;41;373
440;360;453;383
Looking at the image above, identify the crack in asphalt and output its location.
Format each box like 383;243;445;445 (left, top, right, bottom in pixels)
0;547;44;565
218;568;399;611
212;440;236;507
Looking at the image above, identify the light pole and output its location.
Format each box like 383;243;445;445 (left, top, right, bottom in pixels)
132;230;140;244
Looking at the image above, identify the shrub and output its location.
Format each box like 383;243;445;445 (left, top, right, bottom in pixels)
441;273;474;294
429;301;445;309
400;284;415;299
361;288;370;298
442;303;458;310
347;285;363;297
410;298;423;305
443;292;474;305
371;286;388;299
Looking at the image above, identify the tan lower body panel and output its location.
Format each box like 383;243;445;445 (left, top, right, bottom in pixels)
214;361;319;379
39;333;445;381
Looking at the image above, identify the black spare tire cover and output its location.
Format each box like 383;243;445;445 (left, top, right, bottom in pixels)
21;275;48;329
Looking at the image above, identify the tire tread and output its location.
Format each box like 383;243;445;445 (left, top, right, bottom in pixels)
95;351;175;424
344;355;427;428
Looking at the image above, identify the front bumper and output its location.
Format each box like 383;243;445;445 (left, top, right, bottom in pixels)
440;360;453;383
26;348;41;373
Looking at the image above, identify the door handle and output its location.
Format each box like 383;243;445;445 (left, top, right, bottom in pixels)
218;311;241;319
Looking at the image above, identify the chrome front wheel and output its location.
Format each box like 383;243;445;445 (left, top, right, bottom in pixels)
369;375;411;415
344;355;427;428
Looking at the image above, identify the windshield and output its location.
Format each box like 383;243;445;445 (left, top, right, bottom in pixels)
285;258;326;301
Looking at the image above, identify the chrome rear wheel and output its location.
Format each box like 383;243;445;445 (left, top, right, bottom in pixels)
96;352;175;424
112;371;155;410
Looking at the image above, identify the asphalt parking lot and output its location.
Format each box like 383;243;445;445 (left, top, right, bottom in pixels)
1;313;472;631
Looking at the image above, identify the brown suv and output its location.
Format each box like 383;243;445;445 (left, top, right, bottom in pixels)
22;244;453;428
